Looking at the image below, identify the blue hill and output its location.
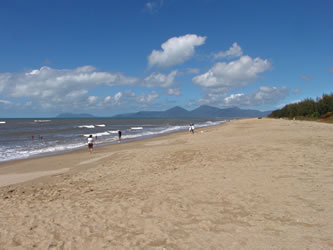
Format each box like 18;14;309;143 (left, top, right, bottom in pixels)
113;105;271;118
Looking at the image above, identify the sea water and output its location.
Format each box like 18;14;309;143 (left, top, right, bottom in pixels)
0;118;227;162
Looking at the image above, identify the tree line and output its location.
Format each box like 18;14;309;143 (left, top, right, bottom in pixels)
269;93;333;119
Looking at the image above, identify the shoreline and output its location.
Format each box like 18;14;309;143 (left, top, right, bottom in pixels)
0;118;227;164
0;122;220;187
1;118;332;248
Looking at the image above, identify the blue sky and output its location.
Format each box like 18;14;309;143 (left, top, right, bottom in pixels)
0;0;332;117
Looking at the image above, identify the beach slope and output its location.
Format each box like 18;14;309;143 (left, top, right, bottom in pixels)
0;118;333;249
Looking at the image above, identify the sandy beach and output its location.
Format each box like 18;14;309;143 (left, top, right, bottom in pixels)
0;118;332;249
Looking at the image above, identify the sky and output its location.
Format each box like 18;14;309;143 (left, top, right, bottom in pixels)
0;0;332;117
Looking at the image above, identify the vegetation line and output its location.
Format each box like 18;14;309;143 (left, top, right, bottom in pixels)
269;93;333;123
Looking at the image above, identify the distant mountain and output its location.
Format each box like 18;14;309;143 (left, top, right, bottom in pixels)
56;113;96;118
113;105;271;118
190;105;224;117
164;106;190;117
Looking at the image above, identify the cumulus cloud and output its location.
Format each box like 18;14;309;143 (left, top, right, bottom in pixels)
1;66;136;98
114;92;122;102
148;34;206;68
104;96;112;103
214;42;243;59
199;86;289;107
167;88;180;96
65;89;88;99
104;92;123;105
193;55;272;90
136;91;159;103
224;93;244;104
0;73;11;93
0;66;137;111
88;96;98;104
293;88;301;94
223;86;289;107
143;70;177;88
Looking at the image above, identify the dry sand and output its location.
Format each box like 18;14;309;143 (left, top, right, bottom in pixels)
0;118;332;249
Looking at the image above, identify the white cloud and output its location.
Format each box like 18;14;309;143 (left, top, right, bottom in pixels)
88;96;98;104
0;66;137;111
1;66;136;99
143;70;177;88
148;34;206;68
114;92;122;102
136;91;159;103
197;92;226;106
0;99;12;105
144;0;164;13
224;93;244;104
0;73;11;93
187;68;200;74
223;86;289;106
199;86;289;107
104;96;112;103
65;89;88;99
214;42;243;59
276;99;301;109
193;55;272;90
167;88;180;96
104;92;123;105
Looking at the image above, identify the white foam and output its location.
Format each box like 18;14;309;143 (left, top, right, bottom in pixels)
195;120;226;128
94;131;110;137
83;131;110;137
131;127;143;130
78;125;95;129
122;126;184;140
0;143;86;162
158;126;184;134
0;119;227;162
95;124;106;127
34;120;51;123
0;121;6;124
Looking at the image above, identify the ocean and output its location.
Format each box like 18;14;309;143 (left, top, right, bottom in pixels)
0;118;227;162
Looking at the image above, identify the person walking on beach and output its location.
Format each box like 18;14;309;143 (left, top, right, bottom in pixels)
118;130;122;142
87;134;94;153
189;123;195;134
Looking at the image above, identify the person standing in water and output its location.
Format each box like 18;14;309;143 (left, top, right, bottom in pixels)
118;130;122;142
87;134;94;153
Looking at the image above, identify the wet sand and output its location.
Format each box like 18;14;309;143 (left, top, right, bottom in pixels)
0;118;332;249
